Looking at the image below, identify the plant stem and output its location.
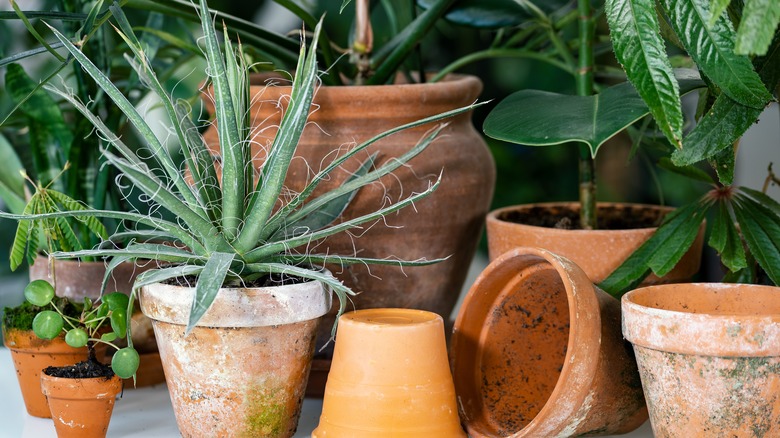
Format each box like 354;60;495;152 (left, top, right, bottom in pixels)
577;0;597;229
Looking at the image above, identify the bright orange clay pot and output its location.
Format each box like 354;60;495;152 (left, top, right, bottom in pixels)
139;280;331;438
486;203;704;284
312;308;465;437
40;373;122;438
2;328;88;418
623;283;780;437
450;247;647;437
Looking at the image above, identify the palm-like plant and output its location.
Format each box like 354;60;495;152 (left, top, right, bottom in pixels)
2;0;476;365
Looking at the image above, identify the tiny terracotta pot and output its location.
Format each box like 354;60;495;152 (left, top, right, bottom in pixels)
450;247;647;437
2;328;88;418
313;308;465;437
40;372;122;438
139;279;331;438
486;203;704;284
623;283;780;437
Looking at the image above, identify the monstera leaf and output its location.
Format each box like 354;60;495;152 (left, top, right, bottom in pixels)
483;72;705;157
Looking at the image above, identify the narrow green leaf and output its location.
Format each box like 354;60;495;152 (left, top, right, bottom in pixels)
599;199;712;296
276;253;448;267
606;0;684;147
659;0;772;108
709;199;747;272
0;134;26;212
9;0;66;62
133;265;205;292
740;187;780;217
732;195;780;285
708;0;731;27
735;0;780;55
187;252;234;333
47;190;108;240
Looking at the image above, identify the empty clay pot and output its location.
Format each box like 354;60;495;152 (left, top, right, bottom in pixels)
41;372;122;438
2;328;88;418
312;308;465;437
450;247;647;437
486;203;704;284
623;283;780;437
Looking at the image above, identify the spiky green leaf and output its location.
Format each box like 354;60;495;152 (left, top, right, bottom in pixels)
732;195;780;285
187;252;234;333
709;199;747;272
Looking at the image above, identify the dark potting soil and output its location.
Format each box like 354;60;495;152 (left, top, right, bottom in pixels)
499;204;667;230
44;359;115;379
165;272;309;288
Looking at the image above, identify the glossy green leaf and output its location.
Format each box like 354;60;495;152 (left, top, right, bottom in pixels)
110;307;128;339
709;199;747;272
187;252;234;333
606;0;684;147
24;279;55;307
112;347;140;379
599;199;711;296
711;146;736;185
732;195;780;285
483;76;704;156
659;0;772;108
735;0;780;55
65;328;89;348
32;310;64;340
102;292;130;312
101;332;118;342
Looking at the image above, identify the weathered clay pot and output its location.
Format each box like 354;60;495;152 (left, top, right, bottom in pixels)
486;203;704;284
41;372;122;438
2;328;88;417
450;247;647;437
139;279;331;438
313;309;465;437
623;283;780;437
203;74;496;370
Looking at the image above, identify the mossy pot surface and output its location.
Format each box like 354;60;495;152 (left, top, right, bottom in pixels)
623;283;780;437
139;279;331;438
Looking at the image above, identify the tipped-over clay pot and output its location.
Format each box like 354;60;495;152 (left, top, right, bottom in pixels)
450;247;647;437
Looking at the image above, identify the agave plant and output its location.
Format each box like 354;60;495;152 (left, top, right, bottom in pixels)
2;0;477;352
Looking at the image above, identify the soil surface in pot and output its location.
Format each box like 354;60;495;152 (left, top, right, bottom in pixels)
44;359;114;380
500;205;666;230
165;272;309;288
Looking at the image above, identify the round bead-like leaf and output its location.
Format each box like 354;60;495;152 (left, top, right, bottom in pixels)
102;292;129;312
32;310;64;340
24;280;55;307
110;307;127;339
111;347;140;379
65;328;88;348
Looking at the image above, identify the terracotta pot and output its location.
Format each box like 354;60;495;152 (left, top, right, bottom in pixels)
40;372;122;438
203;74;496;365
139;279;331;438
623;283;780;437
2;328;88;417
29;255;149;300
450;247;647;437
313;308;465;437
486;203;704;284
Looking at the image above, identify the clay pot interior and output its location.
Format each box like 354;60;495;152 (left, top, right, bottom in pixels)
313;308;465;437
451;247;647;437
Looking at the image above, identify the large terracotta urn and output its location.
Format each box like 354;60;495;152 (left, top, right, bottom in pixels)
203;74;496;384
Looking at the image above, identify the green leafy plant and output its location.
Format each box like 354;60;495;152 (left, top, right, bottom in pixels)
24;279;138;379
1;0;477;338
483;0;780;294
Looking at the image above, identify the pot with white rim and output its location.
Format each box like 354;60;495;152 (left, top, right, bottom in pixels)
139;278;331;438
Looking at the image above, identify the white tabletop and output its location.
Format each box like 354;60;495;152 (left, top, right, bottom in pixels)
0;346;654;437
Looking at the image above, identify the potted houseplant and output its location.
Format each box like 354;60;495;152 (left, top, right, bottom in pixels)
23;278;136;438
0;1;480;435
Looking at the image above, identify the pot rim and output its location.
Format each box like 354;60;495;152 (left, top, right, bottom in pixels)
622;282;780;356
247;72;481;90
487;202;675;235
451;247;603;436
139;278;332;327
40;372;122;399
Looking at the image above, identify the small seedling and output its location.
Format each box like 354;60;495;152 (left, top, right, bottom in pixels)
25;279;139;379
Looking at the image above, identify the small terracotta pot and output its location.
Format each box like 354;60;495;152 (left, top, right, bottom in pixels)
450;247;647;437
139;279;331;438
623;283;780;437
40;372;122;438
486;203;704;284
313;308;465;437
2;328;88;418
